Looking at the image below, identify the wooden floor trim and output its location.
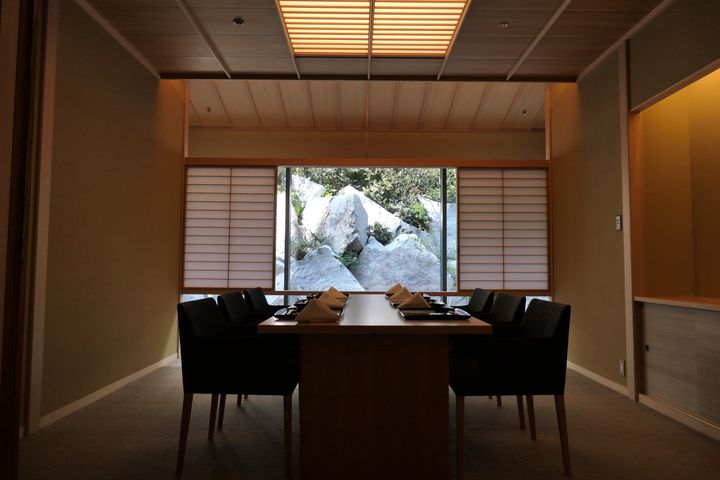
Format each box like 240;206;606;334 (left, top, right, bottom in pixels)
638;394;720;442
566;361;628;396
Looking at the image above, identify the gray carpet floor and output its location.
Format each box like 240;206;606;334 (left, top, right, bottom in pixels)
20;361;720;479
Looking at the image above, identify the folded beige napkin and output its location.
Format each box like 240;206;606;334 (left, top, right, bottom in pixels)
318;291;346;309
398;292;431;309
389;286;411;302
327;286;348;299
386;283;403;295
295;299;340;323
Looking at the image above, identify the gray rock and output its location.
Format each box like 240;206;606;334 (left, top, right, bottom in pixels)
337;186;403;236
302;193;368;254
418;197;457;259
352;234;442;291
289;246;365;291
292;175;325;202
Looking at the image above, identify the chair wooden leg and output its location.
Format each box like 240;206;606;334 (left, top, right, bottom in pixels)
218;394;226;431
237;394;242;406
244;394;249;399
456;395;464;480
555;395;572;476
526;395;536;441
208;394;219;441
496;395;502;407
284;394;292;480
175;394;193;478
516;395;526;430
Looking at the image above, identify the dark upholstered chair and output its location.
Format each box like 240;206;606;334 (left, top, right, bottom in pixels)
478;293;526;325
217;291;298;411
176;298;299;479
450;299;572;478
454;288;494;317
244;287;288;319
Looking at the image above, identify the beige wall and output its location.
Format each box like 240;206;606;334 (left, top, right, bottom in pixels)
629;0;720;109
189;128;545;161
637;68;720;297
550;52;627;386
41;0;184;415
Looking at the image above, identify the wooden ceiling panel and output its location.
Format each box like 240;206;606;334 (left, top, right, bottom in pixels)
472;83;519;129
459;9;557;37
308;81;340;129
367;82;397;130
151;56;222;74
247;81;288;127
224;56;296;74
450;35;531;59
278;81;314;128
296;58;367;76
513;58;590;78
90;1;178;7
420;83;458;129
531;36;610;60
88;6;195;35
547;11;644;38
211;34;290;57
503;84;546;130
189;7;283;36
215;81;261;127
183;1;274;7
568;0;661;12
339;82;367;130
188;100;202;125
370;58;443;77
439;58;515;78
123;34;211;57
445;83;488;129
393;82;428;129
187;80;230;125
470;0;564;10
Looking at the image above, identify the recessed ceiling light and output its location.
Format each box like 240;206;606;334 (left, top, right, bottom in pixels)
497;21;510;29
277;0;471;57
233;17;245;26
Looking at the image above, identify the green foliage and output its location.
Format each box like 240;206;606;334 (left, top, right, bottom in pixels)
399;202;431;230
292;232;328;261
293;167;446;229
290;191;304;218
337;248;360;270
367;222;393;245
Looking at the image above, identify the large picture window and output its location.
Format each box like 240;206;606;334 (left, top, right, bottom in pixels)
275;167;457;293
181;164;548;295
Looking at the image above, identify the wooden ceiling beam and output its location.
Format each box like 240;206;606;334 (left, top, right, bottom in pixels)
505;0;572;81
74;0;159;79
436;0;473;80
367;0;376;79
275;0;302;79
175;0;231;79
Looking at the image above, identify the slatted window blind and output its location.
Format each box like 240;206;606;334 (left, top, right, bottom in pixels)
457;168;548;292
183;167;276;290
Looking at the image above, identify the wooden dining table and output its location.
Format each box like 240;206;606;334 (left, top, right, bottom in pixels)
258;293;492;480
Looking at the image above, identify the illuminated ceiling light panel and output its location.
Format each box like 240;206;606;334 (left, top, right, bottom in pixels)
278;1;371;56
371;1;468;57
277;0;470;57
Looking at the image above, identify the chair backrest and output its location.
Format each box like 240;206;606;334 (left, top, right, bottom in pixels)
487;293;526;324
218;291;260;324
468;288;494;313
177;298;226;392
522;298;571;340
244;287;270;311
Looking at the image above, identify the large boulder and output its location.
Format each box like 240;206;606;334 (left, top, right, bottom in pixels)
337;186;403;236
292;175;325;202
289;246;364;291
352;235;442;291
418;197;457;259
301;193;368;254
